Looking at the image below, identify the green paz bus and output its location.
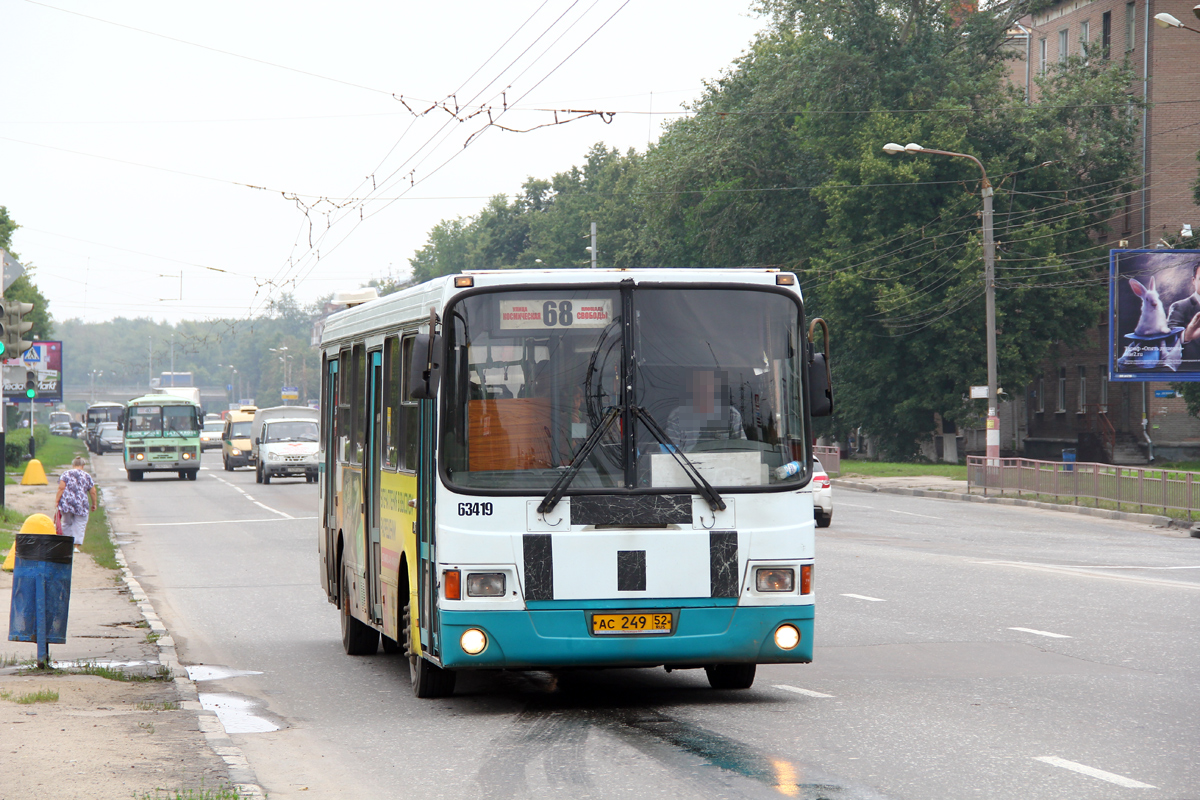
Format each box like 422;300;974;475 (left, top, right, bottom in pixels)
319;268;834;697
122;394;203;481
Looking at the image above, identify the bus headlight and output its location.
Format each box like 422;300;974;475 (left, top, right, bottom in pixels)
230;448;241;456
135;453;145;461
756;568;794;592
774;624;801;650
466;573;506;597
460;628;487;655
181;452;191;460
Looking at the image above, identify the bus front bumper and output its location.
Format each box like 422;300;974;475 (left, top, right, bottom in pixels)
437;604;813;670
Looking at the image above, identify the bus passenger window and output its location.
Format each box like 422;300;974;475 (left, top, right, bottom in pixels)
383;337;401;469
352;344;366;464
401;336;419;471
338;348;352;463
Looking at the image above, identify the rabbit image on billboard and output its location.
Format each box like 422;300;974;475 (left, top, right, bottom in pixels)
1116;276;1183;371
1111;250;1200;379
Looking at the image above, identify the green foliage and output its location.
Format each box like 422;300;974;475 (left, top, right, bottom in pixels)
409;145;647;279
4;424;53;466
397;1;1141;459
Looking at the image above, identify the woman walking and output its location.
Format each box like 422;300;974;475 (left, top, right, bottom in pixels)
56;456;97;552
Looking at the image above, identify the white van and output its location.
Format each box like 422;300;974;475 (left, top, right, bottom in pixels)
252;406;319;484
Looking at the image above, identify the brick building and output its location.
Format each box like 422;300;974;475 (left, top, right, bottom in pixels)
1017;0;1200;464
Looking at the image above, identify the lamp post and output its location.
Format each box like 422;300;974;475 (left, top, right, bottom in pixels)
1154;6;1200;35
884;141;999;463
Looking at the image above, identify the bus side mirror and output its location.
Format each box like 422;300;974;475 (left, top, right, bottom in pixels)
808;352;833;417
807;318;833;418
409;333;442;400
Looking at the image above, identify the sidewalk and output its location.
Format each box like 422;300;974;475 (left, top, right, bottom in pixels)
0;462;238;800
832;472;1187;532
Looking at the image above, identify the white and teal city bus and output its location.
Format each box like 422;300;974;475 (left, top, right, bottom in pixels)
122;394;203;481
318;269;833;697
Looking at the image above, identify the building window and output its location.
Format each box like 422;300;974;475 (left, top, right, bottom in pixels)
1099;365;1108;413
1080;19;1090;62
1078;366;1087;411
1058;28;1069;62
1039;38;1047;73
1125;2;1136;51
1037;376;1046;413
1057;366;1067;412
1102;11;1112;57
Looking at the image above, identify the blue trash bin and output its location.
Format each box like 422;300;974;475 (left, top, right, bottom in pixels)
1062;448;1077;473
8;533;74;666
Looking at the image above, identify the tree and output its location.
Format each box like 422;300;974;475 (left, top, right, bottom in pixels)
0;206;53;338
637;1;1140;458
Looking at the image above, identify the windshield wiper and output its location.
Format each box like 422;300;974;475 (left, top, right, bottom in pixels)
537;407;621;515
632;406;725;512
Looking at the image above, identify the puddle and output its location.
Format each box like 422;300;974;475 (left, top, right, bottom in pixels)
199;692;280;733
186;665;264;682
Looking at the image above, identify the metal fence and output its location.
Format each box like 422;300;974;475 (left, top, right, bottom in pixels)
814;445;840;476
967;455;1200;517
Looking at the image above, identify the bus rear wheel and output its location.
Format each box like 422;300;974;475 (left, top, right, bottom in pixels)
705;663;756;690
403;600;455;698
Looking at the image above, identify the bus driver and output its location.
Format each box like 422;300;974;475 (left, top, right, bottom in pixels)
665;369;747;452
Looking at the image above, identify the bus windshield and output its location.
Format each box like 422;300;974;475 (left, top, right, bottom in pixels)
264;420;318;443
443;286;807;493
127;405;201;438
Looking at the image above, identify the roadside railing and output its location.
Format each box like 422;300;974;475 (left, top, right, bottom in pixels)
814;445;840;476
967;455;1200;518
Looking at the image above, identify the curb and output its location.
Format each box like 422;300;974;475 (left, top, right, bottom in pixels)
114;543;267;799
831;479;1177;529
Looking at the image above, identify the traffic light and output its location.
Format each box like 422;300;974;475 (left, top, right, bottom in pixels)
0;301;34;359
24;370;36;399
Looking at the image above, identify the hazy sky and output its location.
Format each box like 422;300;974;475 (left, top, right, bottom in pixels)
2;1;765;325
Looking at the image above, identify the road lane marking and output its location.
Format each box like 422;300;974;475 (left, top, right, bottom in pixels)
841;593;885;602
1033;756;1156;789
976;560;1200;591
890;509;944;519
774;684;834;698
137;517;318;527
838;501;875;508
1009;627;1071;639
210;476;294;519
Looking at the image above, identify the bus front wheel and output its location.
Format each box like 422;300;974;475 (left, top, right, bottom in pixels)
705;663;756;690
403;600;455;698
127;471;144;482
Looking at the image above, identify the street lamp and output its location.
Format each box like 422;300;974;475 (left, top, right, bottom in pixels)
1154;6;1200;35
884;141;1000;463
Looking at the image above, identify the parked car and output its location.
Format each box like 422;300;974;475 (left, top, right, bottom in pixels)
812;457;832;528
50;421;74;437
199;421;224;450
94;422;124;455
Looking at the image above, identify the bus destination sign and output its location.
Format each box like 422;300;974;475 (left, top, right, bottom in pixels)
499;298;613;330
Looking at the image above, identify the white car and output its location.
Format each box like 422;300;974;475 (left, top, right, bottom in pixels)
199;421;224;450
812;457;832;528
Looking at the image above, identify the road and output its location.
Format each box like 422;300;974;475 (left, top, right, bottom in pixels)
94;452;1200;799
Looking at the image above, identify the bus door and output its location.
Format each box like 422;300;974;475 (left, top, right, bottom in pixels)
416;396;441;659
365;350;384;623
322;358;338;595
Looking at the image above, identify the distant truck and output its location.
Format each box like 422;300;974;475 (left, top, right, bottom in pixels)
251;406;319;484
153;386;202;407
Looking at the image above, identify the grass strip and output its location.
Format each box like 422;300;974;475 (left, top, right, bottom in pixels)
138;784;257;799
839;460;968;480
82;503;119;570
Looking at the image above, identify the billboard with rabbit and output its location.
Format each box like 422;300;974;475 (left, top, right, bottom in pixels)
1111;249;1200;381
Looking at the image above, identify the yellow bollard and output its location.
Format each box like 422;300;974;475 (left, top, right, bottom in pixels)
3;514;57;571
21;459;47;485
20;513;56;535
